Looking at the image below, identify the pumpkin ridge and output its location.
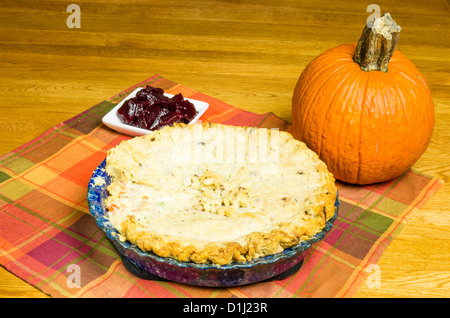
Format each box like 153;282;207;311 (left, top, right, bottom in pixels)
356;72;372;184
315;65;359;158
293;47;355;108
332;69;367;183
391;71;433;157
382;82;398;175
392;72;414;124
391;65;430;102
293;54;351;117
392;68;430;124
393;65;434;132
298;60;355;141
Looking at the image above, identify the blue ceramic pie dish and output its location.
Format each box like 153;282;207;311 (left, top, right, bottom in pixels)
87;159;339;287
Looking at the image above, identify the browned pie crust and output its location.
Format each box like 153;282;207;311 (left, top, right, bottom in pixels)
105;122;337;265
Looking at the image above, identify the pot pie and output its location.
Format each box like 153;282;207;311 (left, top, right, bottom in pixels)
105;122;337;265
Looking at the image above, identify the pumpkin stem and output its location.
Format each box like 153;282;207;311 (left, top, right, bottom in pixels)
353;13;401;72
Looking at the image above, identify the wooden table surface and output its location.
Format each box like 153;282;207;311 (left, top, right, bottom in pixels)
0;0;449;298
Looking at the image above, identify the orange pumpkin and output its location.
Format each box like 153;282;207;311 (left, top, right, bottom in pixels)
291;13;434;184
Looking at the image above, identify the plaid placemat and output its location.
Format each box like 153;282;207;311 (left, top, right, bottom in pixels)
0;75;442;298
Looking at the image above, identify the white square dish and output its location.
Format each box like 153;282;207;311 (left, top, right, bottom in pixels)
102;87;209;136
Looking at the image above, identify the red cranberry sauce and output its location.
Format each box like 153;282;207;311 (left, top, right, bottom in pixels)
117;85;198;130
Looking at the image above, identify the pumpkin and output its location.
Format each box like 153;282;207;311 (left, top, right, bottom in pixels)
291;13;434;185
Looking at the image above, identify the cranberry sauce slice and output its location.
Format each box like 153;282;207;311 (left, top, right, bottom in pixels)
136;86;168;103
130;106;163;130
175;99;197;121
157;111;184;128
149;108;170;130
117;98;147;124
